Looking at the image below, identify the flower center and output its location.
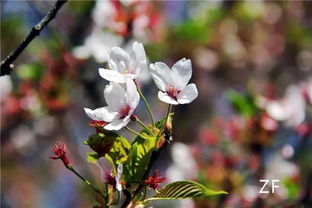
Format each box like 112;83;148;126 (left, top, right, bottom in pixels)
119;105;131;119
167;86;180;100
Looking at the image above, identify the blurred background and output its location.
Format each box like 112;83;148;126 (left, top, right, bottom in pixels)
1;1;312;208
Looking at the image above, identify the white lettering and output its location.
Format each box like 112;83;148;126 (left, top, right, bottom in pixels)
259;179;269;193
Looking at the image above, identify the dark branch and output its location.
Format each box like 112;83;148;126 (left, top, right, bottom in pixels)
1;0;68;76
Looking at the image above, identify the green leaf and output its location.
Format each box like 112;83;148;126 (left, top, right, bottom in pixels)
123;114;174;183
84;131;130;170
105;136;131;172
284;178;300;199
226;90;257;117
16;63;44;81
124;132;157;183
86;152;101;164
145;180;227;202
84;133;115;156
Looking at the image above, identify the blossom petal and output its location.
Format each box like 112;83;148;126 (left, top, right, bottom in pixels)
130;42;147;75
126;79;140;109
115;163;123;191
177;83;198;104
172;58;192;89
104;82;127;109
132;61;146;78
132;41;146;63
99;68;126;83
72;45;91;60
109;47;130;73
150;62;172;91
104;117;129;130
96;157;112;182
108;60;119;72
124;73;136;80
84;107;117;122
266;102;288;121
158;91;179;105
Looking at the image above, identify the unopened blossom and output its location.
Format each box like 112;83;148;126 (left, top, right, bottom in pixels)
49;141;70;166
97;158;123;191
150;58;198;105
99;41;147;83
84;79;139;130
144;170;166;190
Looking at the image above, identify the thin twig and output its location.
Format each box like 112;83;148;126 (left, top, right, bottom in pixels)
1;0;68;76
66;165;106;201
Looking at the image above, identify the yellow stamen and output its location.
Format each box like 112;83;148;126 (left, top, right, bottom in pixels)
168;86;174;94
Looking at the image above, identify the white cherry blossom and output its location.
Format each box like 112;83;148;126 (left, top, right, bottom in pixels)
84;79;139;130
99;41;147;83
150;58;198;105
72;29;123;63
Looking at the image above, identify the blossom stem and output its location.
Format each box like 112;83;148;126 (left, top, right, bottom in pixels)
135;118;155;136
136;82;155;126
66;165;106;201
135;118;148;129
125;126;149;140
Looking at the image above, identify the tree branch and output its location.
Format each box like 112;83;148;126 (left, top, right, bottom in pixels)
1;0;68;76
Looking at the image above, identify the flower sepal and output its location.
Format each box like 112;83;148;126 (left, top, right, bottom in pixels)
144;170;166;190
84;131;119;156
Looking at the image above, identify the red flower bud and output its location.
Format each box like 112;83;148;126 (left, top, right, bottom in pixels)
130;114;137;121
144;170;166;190
49;141;71;166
